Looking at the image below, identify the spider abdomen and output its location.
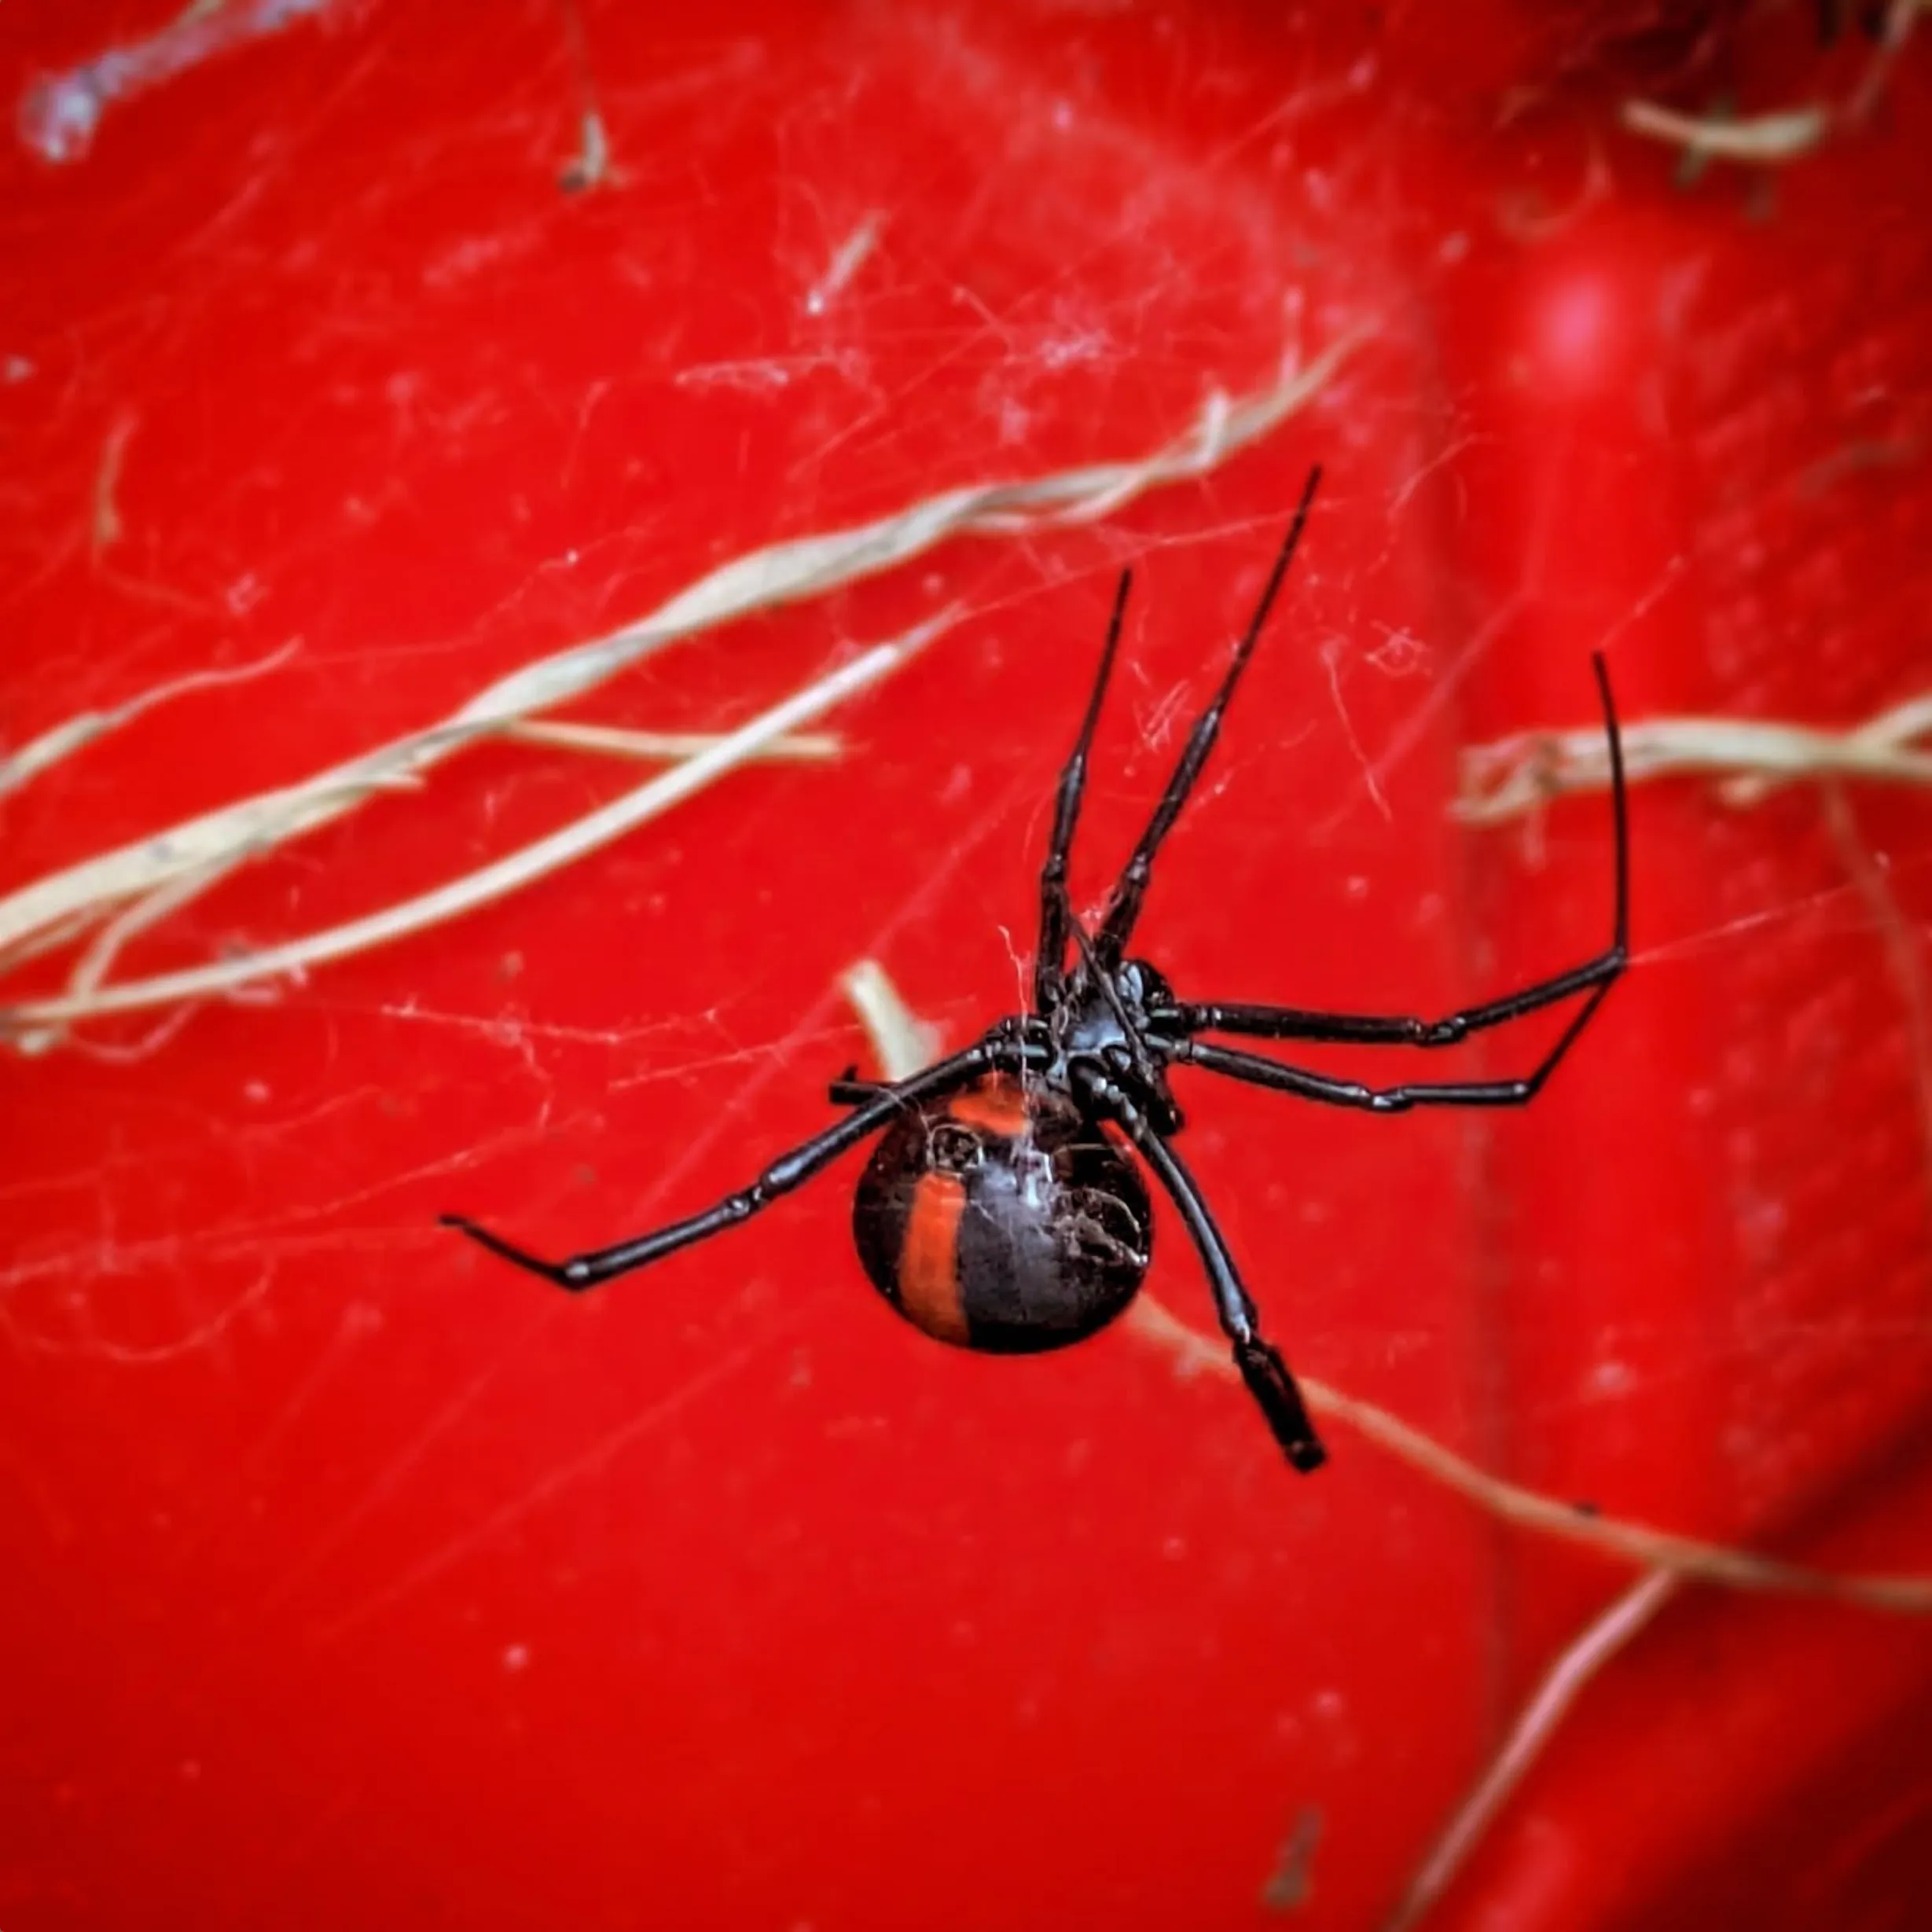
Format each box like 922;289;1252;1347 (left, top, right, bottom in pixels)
852;1076;1152;1354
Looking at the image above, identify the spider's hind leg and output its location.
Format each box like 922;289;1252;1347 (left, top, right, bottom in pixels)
1087;1071;1326;1473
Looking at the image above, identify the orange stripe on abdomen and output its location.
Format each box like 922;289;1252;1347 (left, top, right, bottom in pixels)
898;1171;971;1346
946;1076;1030;1137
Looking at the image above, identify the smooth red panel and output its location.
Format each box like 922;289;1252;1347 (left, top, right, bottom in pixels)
3;6;1929;1930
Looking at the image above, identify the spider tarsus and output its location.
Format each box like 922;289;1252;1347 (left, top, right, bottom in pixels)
440;1212;585;1290
1234;1337;1328;1473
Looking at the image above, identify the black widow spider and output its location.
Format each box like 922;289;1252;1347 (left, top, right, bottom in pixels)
443;465;1629;1473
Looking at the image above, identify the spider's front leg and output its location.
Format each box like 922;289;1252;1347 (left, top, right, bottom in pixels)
1079;1067;1327;1473
443;1036;1038;1291
1034;567;1132;1010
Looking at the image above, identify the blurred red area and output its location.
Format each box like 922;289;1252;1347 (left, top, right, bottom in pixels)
2;3;1929;1928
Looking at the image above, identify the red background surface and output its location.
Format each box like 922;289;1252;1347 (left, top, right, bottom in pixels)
3;4;1930;1928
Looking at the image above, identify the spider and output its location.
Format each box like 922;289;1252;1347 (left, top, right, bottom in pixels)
442;465;1629;1473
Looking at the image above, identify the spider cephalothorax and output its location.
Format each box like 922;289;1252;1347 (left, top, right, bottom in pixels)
443;465;1630;1474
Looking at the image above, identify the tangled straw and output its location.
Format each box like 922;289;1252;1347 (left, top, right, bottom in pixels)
1457;692;1932;824
0;328;1365;1052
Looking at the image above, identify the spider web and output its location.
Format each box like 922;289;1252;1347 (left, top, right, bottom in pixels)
2;6;1930;1930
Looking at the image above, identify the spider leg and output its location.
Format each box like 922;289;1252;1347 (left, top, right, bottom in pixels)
1168;973;1616;1111
830;1014;1056;1107
1154;654;1629;1052
828;1071;893;1105
1086;1070;1326;1473
443;1036;1034;1291
1036;566;1132;1009
1094;465;1321;970
1161;960;1614;1049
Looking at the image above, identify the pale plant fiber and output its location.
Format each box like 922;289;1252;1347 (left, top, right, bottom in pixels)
0;331;1362;1049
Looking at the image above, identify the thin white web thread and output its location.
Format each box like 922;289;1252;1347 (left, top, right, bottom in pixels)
0;641;302;802
0;326;1366;1050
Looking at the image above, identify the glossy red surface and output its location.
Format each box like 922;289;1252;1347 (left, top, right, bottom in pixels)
3;5;1930;1929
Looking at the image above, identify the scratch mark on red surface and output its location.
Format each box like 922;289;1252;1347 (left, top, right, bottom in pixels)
0;1436;76;1544
805;212;886;318
233;1776;365;1910
1320;634;1390;822
251;1299;581;1618
161;1302;386;1578
555;0;614;195
0;1128;565;1295
75;1264;277;1365
244;1304;386;1473
1822;783;1932;1263
89;413;136;559
310;1327;790;1644
251;771;1027;1629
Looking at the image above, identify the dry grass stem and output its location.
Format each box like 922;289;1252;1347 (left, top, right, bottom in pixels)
839;964;1932;1615
1457;694;1932;824
1380;1573;1679;1931
1127;1296;1932;1613
1621;97;1828;163
839;959;946;1077
501;720;841;762
1;327;1363;1051
2;618;953;1038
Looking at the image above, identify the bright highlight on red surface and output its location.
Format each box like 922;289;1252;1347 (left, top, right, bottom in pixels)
1534;273;1622;390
